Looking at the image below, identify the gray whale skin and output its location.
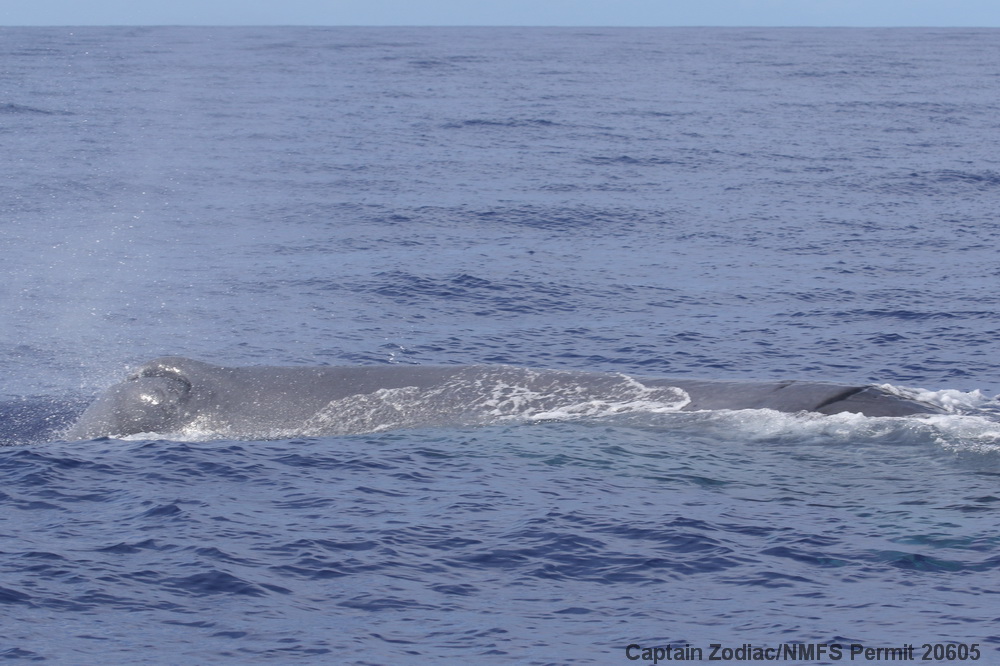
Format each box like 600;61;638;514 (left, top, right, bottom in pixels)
64;356;943;441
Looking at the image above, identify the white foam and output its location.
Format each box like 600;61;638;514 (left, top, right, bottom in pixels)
875;383;993;413
915;414;1000;453
618;404;1000;454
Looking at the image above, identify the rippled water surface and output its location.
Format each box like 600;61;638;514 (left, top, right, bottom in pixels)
1;26;999;664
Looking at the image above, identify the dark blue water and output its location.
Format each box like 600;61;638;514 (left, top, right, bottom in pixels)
2;27;999;664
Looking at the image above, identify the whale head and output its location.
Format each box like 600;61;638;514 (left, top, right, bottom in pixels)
64;374;191;440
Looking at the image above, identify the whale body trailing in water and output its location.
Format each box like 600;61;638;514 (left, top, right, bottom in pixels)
63;356;946;441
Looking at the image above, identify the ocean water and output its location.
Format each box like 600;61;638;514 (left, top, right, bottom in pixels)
2;26;1000;664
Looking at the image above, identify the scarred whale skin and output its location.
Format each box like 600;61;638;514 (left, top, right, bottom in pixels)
63;356;944;441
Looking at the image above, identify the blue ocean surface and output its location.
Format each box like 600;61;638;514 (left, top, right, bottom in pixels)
2;26;1000;664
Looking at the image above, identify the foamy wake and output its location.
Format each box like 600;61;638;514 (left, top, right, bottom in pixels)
875;383;994;413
